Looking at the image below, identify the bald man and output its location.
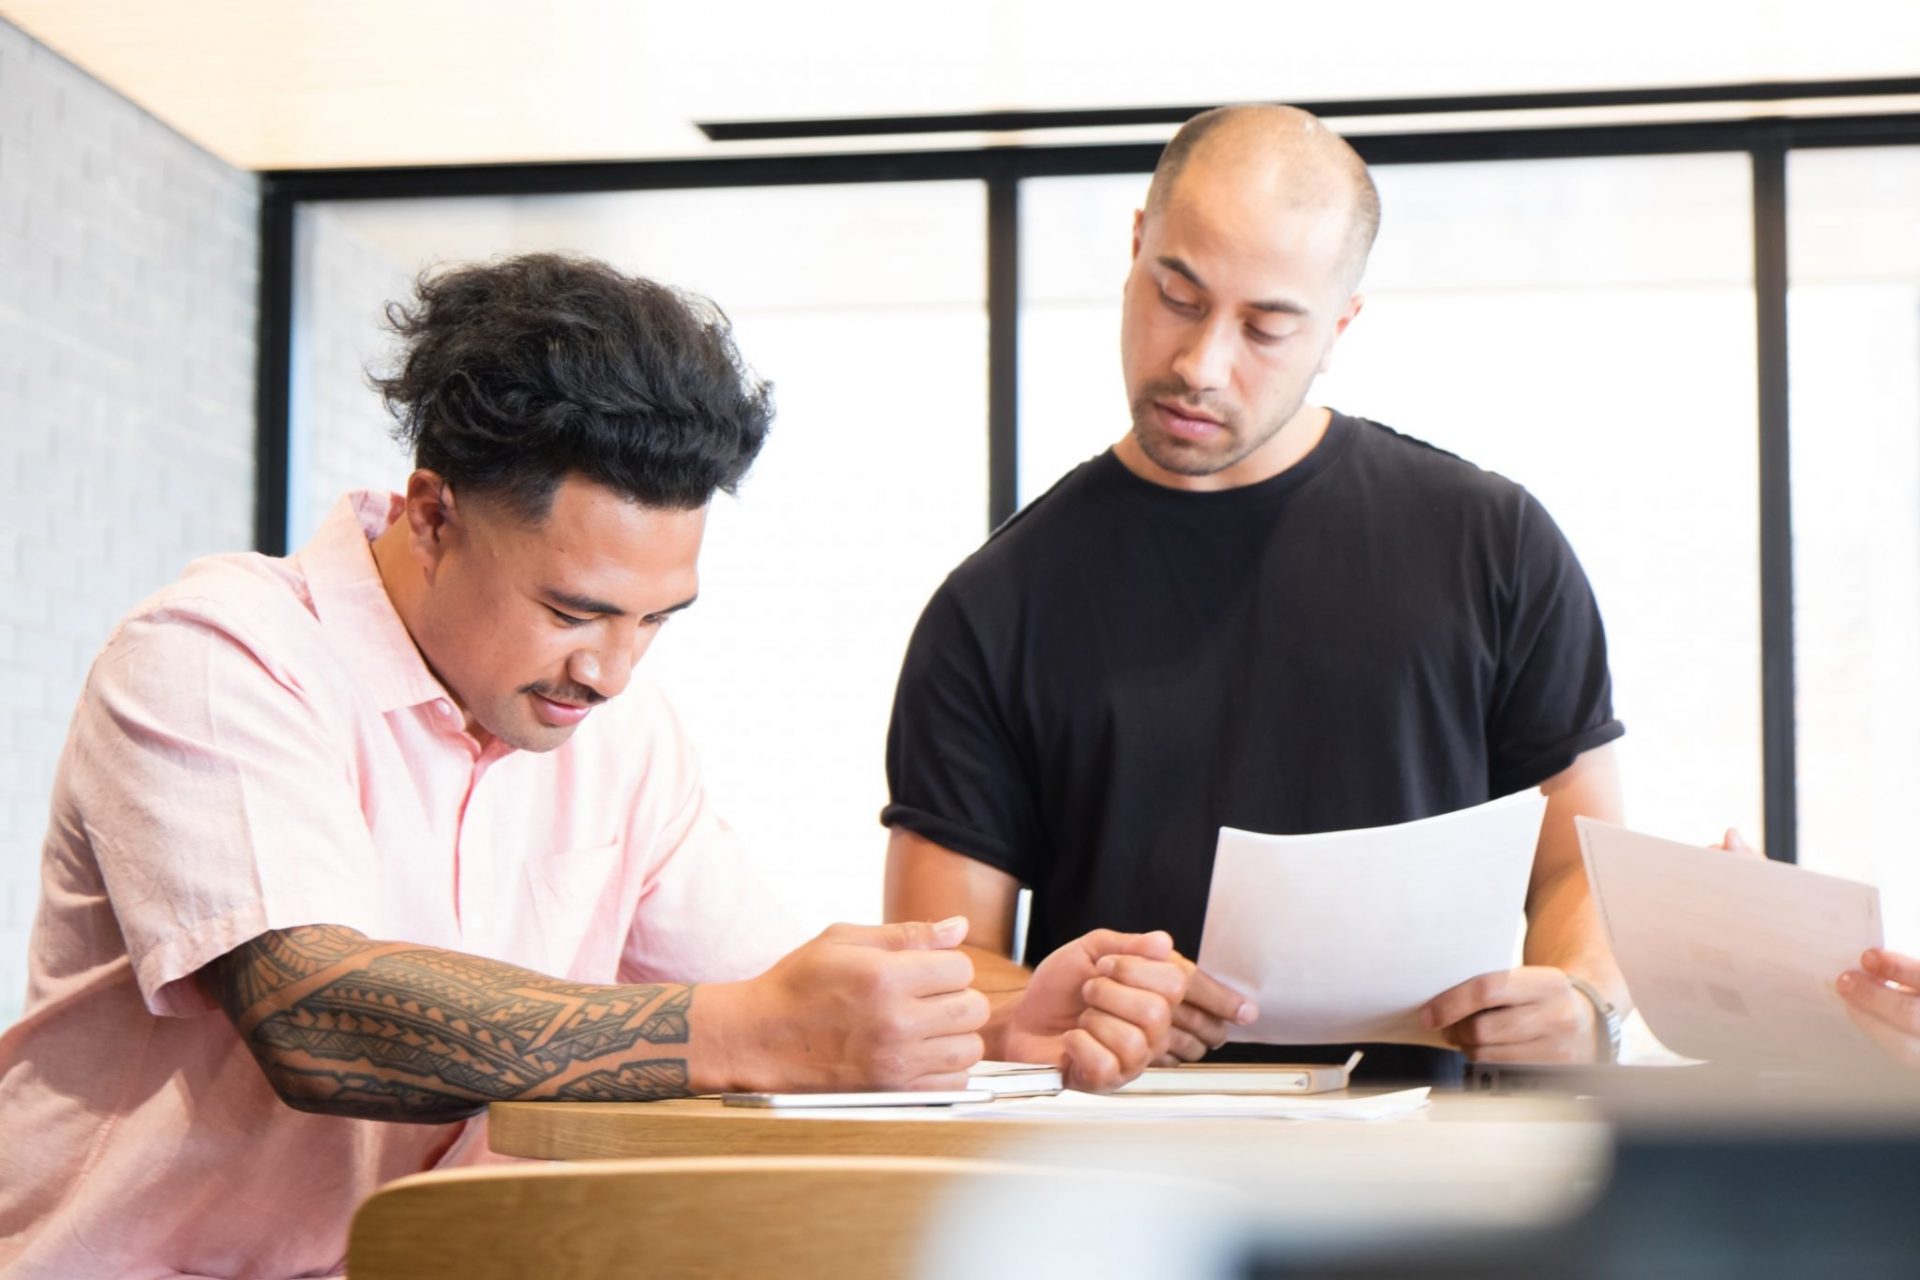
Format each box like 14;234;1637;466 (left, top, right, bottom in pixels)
881;105;1630;1084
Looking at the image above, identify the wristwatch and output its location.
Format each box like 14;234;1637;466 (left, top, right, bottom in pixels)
1566;974;1622;1063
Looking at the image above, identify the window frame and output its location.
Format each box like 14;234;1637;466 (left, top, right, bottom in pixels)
255;90;1920;864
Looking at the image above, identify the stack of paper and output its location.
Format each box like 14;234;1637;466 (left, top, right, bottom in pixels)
972;1087;1431;1122
967;1060;1063;1098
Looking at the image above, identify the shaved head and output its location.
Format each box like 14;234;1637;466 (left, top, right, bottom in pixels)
1144;104;1380;292
1117;103;1375;490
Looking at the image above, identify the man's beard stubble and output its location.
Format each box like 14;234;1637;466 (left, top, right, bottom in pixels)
1127;377;1288;478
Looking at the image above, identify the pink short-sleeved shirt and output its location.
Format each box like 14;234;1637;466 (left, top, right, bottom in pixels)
0;492;805;1279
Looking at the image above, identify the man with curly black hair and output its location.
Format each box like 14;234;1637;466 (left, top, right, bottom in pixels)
0;253;1186;1280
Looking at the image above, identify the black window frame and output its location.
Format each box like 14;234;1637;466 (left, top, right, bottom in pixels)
254;86;1920;864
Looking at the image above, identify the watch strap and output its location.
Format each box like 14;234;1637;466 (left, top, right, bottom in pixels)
1565;973;1622;1063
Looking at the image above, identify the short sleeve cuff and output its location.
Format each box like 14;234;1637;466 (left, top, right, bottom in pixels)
136;888;378;1019
879;803;1030;884
1490;719;1626;797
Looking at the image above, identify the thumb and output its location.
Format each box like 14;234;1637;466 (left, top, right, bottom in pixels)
835;916;970;952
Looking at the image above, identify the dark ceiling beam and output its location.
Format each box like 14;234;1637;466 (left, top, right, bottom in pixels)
696;75;1920;142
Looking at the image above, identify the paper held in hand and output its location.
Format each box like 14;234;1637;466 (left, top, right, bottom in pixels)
1576;818;1885;1071
1196;791;1546;1047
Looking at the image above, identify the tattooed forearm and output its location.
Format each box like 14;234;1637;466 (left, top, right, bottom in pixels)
206;925;697;1123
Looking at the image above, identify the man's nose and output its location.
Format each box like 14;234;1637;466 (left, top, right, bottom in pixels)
567;635;638;701
1171;317;1235;393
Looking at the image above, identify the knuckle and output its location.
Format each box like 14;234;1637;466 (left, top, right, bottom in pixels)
1109;1024;1148;1062
883;954;927;998
870;1050;911;1084
954;1033;986;1071
873;1005;915;1043
930;957;967;994
1141;999;1173;1037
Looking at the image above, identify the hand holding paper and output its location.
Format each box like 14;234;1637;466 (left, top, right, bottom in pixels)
1578;817;1886;1071
1418;965;1596;1062
1839;948;1920;1070
1713;826;1920;1069
1197;792;1546;1047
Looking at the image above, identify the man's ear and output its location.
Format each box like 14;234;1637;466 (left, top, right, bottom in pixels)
1315;292;1366;376
401;470;458;582
1130;208;1146;262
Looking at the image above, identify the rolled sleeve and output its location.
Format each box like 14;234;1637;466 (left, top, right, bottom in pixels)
881;582;1042;882
1486;491;1625;796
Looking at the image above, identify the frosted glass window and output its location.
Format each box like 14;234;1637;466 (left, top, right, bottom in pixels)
1788;146;1920;948
291;183;988;929
1020;155;1761;850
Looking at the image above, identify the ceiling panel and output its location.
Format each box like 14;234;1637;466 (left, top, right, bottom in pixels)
3;0;1918;170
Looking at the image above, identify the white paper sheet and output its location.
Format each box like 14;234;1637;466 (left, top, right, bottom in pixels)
1197;791;1545;1046
971;1087;1431;1122
1576;818;1885;1070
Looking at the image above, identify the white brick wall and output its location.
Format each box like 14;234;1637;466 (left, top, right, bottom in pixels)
0;19;258;1027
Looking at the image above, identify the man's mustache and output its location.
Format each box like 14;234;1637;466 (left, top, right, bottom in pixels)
521;681;606;706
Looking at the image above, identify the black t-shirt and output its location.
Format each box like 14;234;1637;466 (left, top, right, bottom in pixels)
882;412;1623;1083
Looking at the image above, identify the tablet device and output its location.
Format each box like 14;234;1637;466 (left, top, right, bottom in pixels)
722;1089;994;1109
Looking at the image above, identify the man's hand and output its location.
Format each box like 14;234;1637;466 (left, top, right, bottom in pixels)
1002;929;1187;1092
1718;833;1920;1072
1152;953;1258;1066
1839;949;1920;1071
713;917;989;1093
1420;965;1598;1062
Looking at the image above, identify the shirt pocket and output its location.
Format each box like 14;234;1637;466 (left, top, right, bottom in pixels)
522;841;624;981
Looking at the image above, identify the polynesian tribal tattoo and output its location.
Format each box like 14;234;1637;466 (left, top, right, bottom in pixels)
208;923;695;1122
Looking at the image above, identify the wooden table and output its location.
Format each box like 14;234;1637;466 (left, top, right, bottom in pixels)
492;1087;1590;1158
490;1089;1612;1245
484;1084;1920;1273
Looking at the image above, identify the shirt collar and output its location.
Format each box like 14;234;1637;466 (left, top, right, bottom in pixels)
297;491;457;715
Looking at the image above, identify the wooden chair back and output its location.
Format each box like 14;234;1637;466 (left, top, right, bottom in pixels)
347;1153;1075;1280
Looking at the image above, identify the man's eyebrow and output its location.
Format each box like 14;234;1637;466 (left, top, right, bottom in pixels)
545;588;627;617
647;595;699;621
1156;254;1310;317
543;589;699;620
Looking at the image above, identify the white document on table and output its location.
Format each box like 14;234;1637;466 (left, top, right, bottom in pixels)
1197;790;1545;1047
971;1087;1431;1122
1576;818;1885;1070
